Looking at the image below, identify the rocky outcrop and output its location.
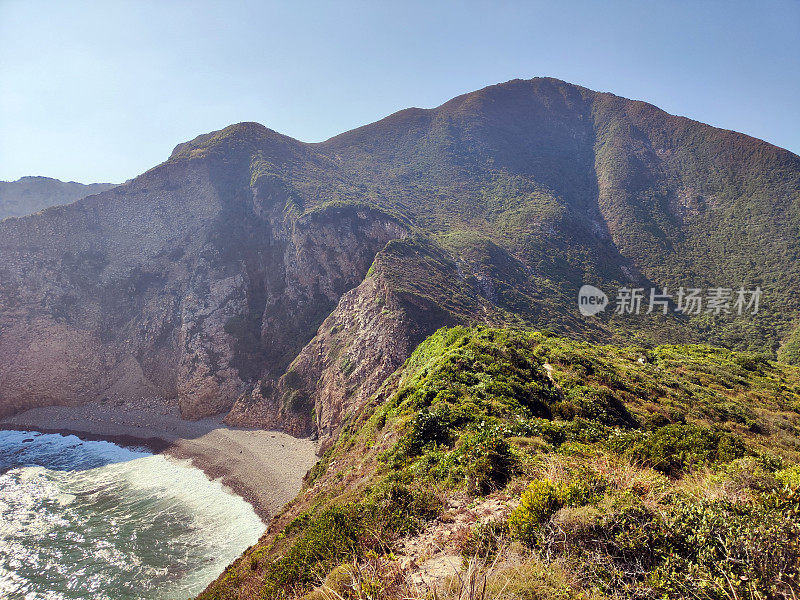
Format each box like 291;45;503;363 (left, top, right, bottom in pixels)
0;159;220;418
224;232;521;442
226;270;456;440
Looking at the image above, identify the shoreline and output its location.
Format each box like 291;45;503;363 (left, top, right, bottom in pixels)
0;423;175;453
0;400;319;522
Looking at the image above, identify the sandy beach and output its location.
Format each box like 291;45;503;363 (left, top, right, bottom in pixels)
0;398;319;521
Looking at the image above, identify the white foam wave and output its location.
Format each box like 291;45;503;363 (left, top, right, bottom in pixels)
0;431;265;600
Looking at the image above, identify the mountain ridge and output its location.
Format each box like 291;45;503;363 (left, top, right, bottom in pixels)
0;176;117;220
0;77;798;444
198;326;800;600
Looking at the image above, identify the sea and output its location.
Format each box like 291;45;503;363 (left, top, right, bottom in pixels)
0;429;265;599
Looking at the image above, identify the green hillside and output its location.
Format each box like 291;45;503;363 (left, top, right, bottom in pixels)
3;77;799;596
199;327;800;600
321;79;800;351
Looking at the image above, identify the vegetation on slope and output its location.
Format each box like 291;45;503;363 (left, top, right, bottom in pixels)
198;327;800;600
779;321;800;366
318;78;800;358
172;79;800;368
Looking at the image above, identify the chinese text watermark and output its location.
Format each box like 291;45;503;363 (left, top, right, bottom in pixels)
578;285;762;317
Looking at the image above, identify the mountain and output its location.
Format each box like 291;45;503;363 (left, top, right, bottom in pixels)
0;176;116;219
0;78;799;445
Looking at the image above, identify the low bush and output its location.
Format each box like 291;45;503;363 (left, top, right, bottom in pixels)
776;464;800;489
367;479;441;534
261;504;366;597
461;427;515;494
625;423;747;476
563;385;637;427
508;479;562;544
400;406;453;456
651;493;800;599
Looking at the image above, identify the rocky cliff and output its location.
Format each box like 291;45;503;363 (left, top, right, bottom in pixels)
0;139;405;423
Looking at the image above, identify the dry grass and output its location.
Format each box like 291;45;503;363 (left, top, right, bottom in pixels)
672;456;778;503
302;548;588;600
532;449;670;510
435;549;591;600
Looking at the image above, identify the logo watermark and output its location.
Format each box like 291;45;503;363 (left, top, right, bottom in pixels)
578;285;609;316
578;286;762;316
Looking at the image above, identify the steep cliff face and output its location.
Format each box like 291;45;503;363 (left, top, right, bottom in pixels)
0;159;221;417
226;235;523;440
0;132;407;420
226;266;458;439
1;78;799;434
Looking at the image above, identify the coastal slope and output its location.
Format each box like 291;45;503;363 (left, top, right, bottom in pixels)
198;327;800;600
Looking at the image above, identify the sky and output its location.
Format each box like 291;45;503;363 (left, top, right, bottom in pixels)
1;0;798;184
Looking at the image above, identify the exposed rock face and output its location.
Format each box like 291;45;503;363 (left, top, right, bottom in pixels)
0;160;220;418
0;176;116;220
226;271;457;439
1;78;799;439
0;149;406;422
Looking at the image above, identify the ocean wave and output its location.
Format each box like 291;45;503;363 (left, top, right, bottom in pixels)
0;431;265;600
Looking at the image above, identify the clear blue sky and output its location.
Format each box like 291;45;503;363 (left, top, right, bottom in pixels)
1;0;798;183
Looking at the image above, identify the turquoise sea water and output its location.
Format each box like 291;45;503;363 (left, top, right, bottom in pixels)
0;430;265;599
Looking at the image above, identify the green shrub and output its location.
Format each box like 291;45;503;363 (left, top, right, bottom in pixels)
541;494;668;592
509;479;562;544
261;504;365;597
461;428;515;494
778;322;800;366
651;495;800;599
401;406;453;455
776;465;800;489
733;351;771;372
630;423;747;476
367;480;441;534
558;472;607;506
564;385;636;427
